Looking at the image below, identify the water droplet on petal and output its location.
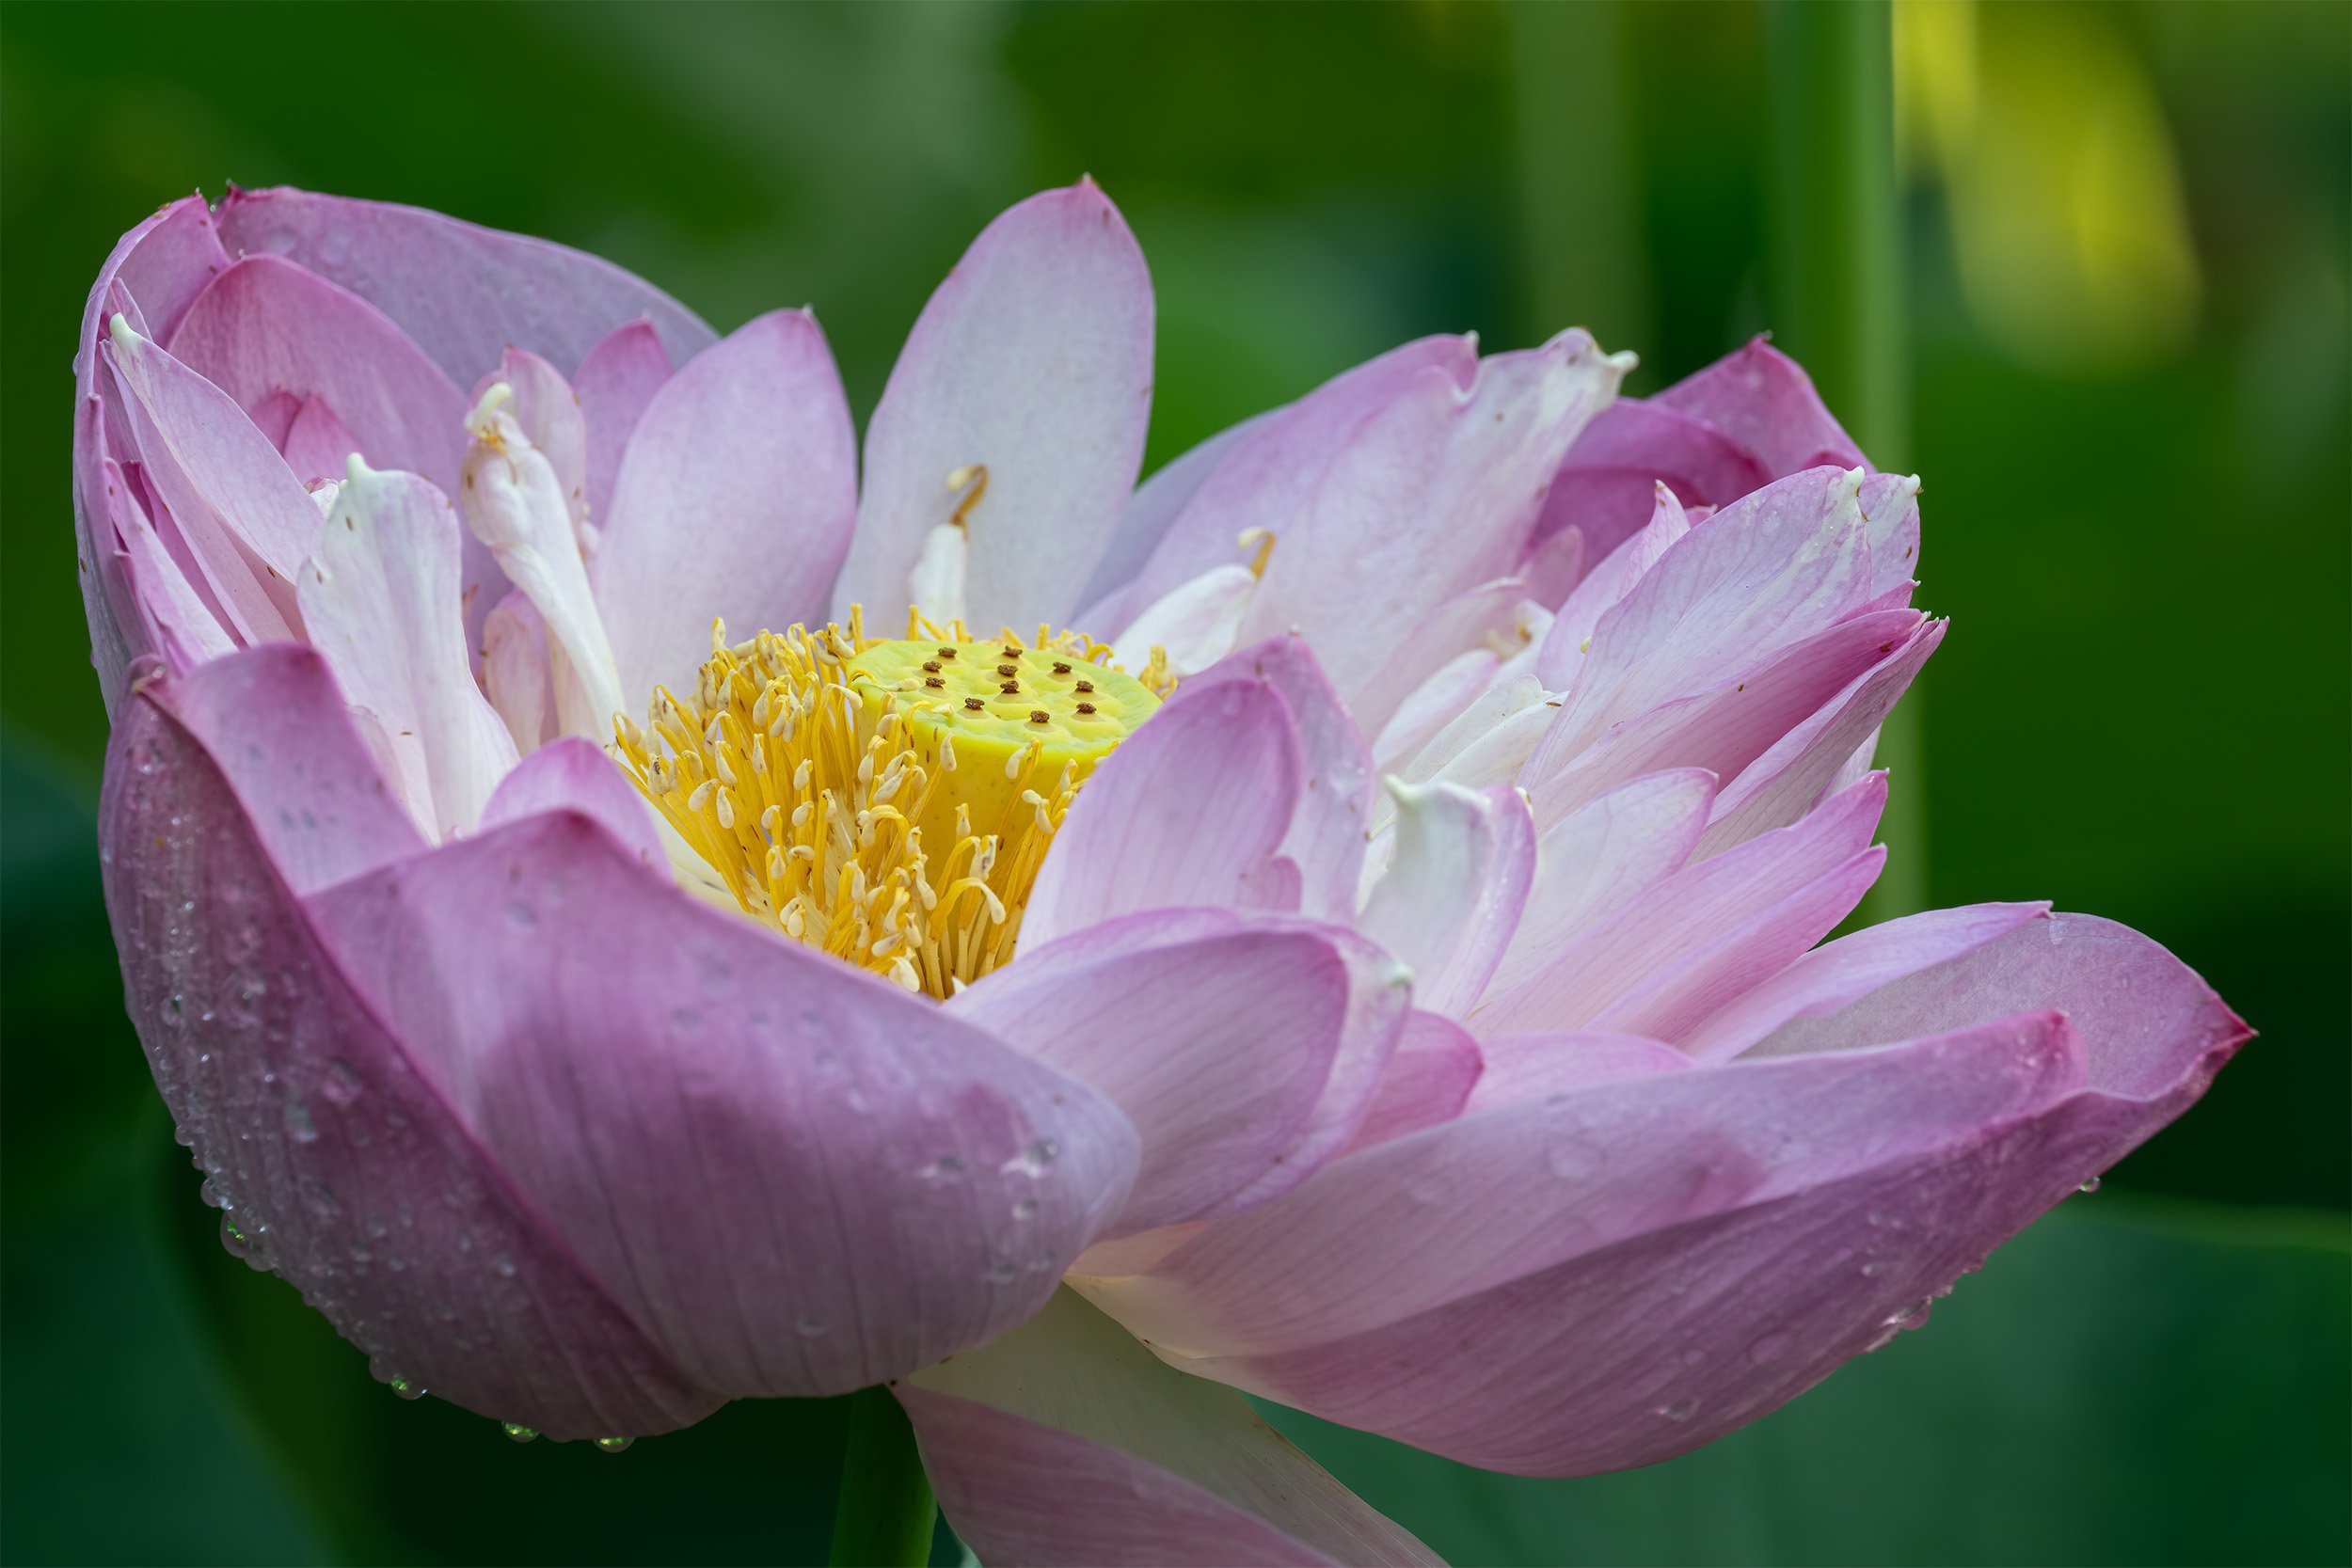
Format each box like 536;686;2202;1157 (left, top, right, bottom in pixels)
389;1377;427;1401
1657;1398;1698;1422
2077;1175;2102;1194
1011;1197;1040;1222
322;1059;365;1107
502;1422;538;1443
596;1435;634;1453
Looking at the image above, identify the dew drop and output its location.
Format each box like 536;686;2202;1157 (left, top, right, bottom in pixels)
389;1377;427;1402
282;1088;318;1144
1657;1398;1698;1422
322;1060;365;1107
921;1154;967;1182
596;1435;634;1454
987;1259;1017;1284
2076;1175;2102;1194
1011;1197;1040;1222
491;1251;518;1278
219;1214;249;1258
502;1422;538;1443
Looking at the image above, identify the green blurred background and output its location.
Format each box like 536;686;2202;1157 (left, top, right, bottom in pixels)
2;3;2344;1563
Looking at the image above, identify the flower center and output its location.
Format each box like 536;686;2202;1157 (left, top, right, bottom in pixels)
616;610;1168;998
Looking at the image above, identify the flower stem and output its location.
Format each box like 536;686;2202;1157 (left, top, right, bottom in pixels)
1764;0;1926;919
829;1386;937;1568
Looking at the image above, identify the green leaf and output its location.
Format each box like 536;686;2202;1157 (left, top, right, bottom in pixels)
1263;1197;2351;1566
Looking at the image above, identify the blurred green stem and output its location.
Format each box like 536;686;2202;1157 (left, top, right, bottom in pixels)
829;1386;936;1567
1764;0;1925;918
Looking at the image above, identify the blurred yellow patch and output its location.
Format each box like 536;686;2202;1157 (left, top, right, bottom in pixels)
1898;0;2200;373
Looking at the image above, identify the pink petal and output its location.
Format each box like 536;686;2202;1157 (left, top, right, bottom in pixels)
595;309;856;706
214;185;715;383
902;1288;1438;1567
1348;1011;1484;1150
278;396;364;488
1653;337;1867;479
1024;676;1303;947
1238;333;1630;702
840;181;1154;631
1475;775;1885;1035
166;255;469;492
102;681;718;1439
572;319;673;526
1086;1011;2084;1365
306;811;1140;1399
143;645;427;895
103;451;234;673
100;320;314;641
1531;397;1769;560
75;396;149;712
1360;781;1535;1019
1188;635;1374;923
949;910;1358;1235
1683;902;2053;1062
478;736;665;872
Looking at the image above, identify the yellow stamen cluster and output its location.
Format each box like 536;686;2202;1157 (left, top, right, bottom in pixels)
616;608;1170;998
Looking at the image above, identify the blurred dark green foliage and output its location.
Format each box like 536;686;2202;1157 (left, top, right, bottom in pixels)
2;4;2344;1563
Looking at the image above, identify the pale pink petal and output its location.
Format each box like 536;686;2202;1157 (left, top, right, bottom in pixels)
1077;411;1272;631
1187;635;1374;924
903;1289;1438;1567
100;319;313;641
1024;677;1302;946
1489;769;1717;998
840;182;1154;631
481;591;557;753
461;386;627;739
1527;607;1927;826
1107;338;1473;626
1157;926;2243;1476
949;911;1357;1235
1110;564;1258;678
479;736;665;872
1350;577;1550;739
214;185;716;382
1475;775;1884;1035
1534;483;1692;689
102;678;714;1439
472;347;589;526
1682;903;2052;1062
1348;1011;1483;1150
1463;1031;1692;1113
298;461;518;838
1538;467;1877;778
596;309;855;705
166;254;469;492
1239;333;1631;701
1085;1011;2082;1363
1359;781;1534;1019
1696;617;1944;857
572;319;673;525
306;812;1141;1400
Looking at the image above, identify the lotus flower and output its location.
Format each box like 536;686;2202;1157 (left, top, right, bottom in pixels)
75;182;2243;1564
